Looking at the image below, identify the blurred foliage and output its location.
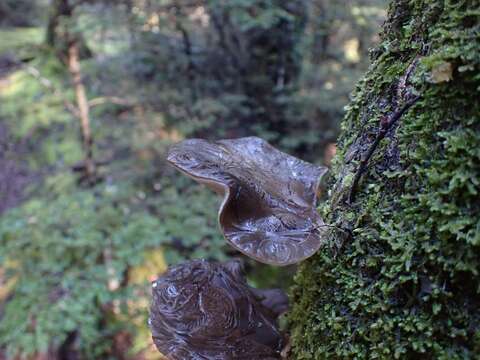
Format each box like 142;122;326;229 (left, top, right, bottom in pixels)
0;172;228;358
0;28;44;56
0;0;386;358
0;0;48;27
0;176;162;358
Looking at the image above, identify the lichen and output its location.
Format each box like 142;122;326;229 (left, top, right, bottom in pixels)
289;0;480;358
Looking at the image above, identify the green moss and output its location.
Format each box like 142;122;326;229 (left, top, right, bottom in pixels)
290;0;480;358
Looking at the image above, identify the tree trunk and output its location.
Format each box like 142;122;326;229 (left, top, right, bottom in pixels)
46;0;92;62
67;40;96;184
46;0;72;48
290;0;480;358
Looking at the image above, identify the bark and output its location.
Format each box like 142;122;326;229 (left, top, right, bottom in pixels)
67;40;96;184
290;0;480;358
174;9;198;102
310;0;329;64
46;0;72;48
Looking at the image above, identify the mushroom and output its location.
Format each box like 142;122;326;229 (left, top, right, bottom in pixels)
149;259;288;360
167;137;328;266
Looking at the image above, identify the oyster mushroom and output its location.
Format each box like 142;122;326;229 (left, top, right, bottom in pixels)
167;137;328;266
149;259;288;360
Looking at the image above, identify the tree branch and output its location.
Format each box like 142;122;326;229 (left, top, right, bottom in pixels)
20;62;81;117
88;96;134;107
348;95;421;204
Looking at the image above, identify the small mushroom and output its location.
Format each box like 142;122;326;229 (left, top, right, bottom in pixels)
167;137;328;266
149;259;288;360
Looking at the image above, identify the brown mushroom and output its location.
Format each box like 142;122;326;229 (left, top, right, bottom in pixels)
149;259;288;360
167;137;328;266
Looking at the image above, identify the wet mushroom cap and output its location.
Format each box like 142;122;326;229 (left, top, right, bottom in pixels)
167;137;328;266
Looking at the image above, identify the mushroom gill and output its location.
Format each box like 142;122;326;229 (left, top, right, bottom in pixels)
166;137;328;266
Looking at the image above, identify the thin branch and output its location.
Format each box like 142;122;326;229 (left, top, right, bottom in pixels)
21;63;80;117
88;96;134;107
348;95;421;204
154;0;205;13
17;61;133;113
175;13;198;102
67;40;96;183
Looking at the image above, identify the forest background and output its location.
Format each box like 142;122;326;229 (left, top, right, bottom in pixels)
0;0;386;358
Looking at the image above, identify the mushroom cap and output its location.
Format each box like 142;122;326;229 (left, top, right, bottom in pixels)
167;137;328;266
150;259;285;359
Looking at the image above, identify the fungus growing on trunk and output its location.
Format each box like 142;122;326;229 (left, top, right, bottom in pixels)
167;137;328;266
149;259;288;359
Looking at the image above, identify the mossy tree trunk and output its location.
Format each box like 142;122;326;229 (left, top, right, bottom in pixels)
290;0;480;358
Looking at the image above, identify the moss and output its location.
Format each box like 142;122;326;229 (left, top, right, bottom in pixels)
290;0;480;358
